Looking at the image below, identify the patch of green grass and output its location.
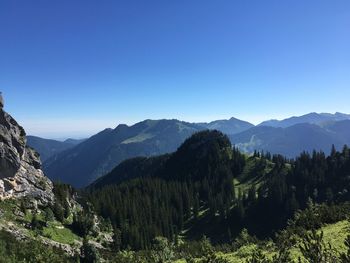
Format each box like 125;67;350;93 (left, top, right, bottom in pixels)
121;133;154;144
288;220;349;260
322;220;349;252
222;220;350;262
1;199;81;248
42;222;80;245
222;244;258;263
178;220;350;262
233;157;274;198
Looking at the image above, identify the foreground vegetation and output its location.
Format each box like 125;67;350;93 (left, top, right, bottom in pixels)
94;202;350;262
1;205;349;262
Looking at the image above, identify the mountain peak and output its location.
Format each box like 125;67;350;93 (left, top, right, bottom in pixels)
114;124;129;130
198;117;254;135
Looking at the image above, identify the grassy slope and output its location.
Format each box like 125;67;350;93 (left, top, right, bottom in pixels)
223;220;349;263
176;220;349;263
234;156;275;196
42;222;80;245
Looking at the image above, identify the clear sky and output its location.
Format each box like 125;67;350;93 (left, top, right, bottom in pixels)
1;0;349;139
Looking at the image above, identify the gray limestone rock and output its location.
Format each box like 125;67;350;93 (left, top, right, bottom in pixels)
0;108;54;206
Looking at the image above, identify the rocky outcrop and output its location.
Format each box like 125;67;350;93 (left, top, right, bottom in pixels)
0;108;54;205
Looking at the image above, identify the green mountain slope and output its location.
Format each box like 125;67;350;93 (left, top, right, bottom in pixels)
230;122;349;157
197;117;254;135
44;119;202;187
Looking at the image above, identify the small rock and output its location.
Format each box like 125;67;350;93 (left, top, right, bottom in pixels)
13;209;25;218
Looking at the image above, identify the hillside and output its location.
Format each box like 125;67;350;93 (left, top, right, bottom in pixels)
325;120;350;142
82;129;350;262
89;129;235;189
43;117;254;188
197;117;254;135
175;219;350;263
230;122;349;157
26;136;80;162
44;119;202;187
87;129;350;250
259;112;350;128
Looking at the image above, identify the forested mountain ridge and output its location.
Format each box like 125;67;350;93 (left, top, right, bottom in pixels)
87;130;241;249
86;129;350;252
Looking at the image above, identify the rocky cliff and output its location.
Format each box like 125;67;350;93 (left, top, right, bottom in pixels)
0;108;53;205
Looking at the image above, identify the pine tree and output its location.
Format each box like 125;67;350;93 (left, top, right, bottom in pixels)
299;230;337;263
80;238;100;263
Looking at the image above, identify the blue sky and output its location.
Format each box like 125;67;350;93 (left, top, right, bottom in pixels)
1;0;349;139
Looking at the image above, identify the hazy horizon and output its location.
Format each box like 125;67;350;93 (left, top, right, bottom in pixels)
20;111;348;140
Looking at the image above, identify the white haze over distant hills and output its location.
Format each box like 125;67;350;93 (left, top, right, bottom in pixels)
19;112;350;140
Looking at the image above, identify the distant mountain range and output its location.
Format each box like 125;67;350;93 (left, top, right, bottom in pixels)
230;121;350;157
27;112;350;188
258;112;350;128
26;136;85;162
